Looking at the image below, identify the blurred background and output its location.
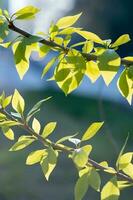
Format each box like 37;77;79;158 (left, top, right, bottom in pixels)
0;0;133;199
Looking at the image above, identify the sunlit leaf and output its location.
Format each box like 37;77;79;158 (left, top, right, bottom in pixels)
41;57;57;78
56;13;82;29
85;61;100;83
98;49;121;85
88;168;101;191
72;149;88;168
101;176;120;200
13;6;40;20
111;34;130;48
75;173;89;200
82;122;104;141
32;118;41;134
26;149;47;165
76;30;104;44
12;89;25;115
9;135;36;151
2;127;14;140
42;122;57;139
41;147;58;180
117;69;133;104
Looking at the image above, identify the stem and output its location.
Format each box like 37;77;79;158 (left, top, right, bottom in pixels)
0;108;133;183
8;21;133;67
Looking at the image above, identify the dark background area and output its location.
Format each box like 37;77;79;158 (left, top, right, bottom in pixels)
0;0;133;199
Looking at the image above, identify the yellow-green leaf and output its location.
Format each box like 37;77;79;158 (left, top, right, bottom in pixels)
85;61;100;83
13;6;40;20
41;57;56;78
72;149;88;168
56;13;82;29
101;177;120;200
118;152;133;170
98;49;121;86
12;89;25;114
42;122;57;139
76;30;104;44
26;149;47;165
75;173;89;200
9;136;36;151
111;34;130;48
117;69;133;104
2;95;12;108
82;122;104;141
2;127;14;140
122;163;133;179
41;147;58;180
32;118;41;134
88;168;101;192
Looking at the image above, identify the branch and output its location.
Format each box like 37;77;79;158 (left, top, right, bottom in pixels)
1;108;133;184
8;22;133;67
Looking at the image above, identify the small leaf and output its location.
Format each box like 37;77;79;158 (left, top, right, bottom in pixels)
12;89;25;115
118;152;133;170
98;49;121;86
2;127;14;140
82;41;94;53
32;118;41;134
42;122;57;139
56;133;78;144
81;145;92;156
13;6;40;20
56;13;82;29
0;21;9;42
117;69;133;104
27;97;52;121
101;176;120;200
85;61;100;83
2;95;12;108
82;122;104;141
122;163;133;179
116;134;129;169
74;173;89;200
41;57;57;78
88;168;101;192
41;147;58;180
9;135;36;151
69;138;81;146
76;30;104;44
0;120;20;127
26;149;47;165
111;34;130;48
72;149;88;168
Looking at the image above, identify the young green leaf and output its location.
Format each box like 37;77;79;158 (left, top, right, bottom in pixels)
42;122;57;139
117;69;133;104
12;89;25;115
111;34;130;48
2;95;12;108
101;176;120;200
81;122;104;141
13;6;40;20
56;13;82;29
9;135;36;151
56;133;78;144
122;163;133;179
0;120;20;127
2;127;14;140
0;21;9;42
41;147;58;180
85;61;100;83
88;168;101;192
76;30;104;44
26;149;47;165
82;41;94;54
32;118;41;134
72;149;88;168
27;97;52;121
98;49;121;86
74;173;89;200
118;152;133;170
41;57;57;78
